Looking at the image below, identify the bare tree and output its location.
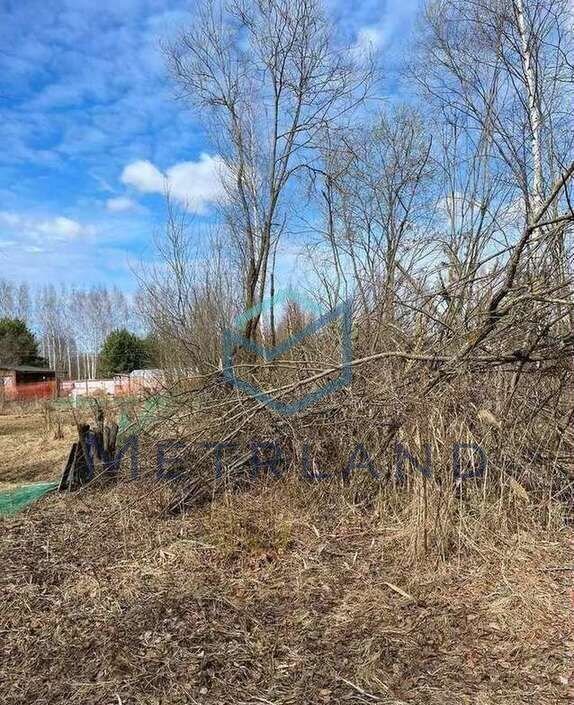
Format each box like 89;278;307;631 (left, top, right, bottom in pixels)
416;0;574;241
167;0;372;344
137;201;239;375
305;107;434;350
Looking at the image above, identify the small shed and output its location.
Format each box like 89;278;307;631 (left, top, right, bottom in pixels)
0;365;58;401
0;365;56;386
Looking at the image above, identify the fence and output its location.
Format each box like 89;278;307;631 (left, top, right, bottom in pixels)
1;380;59;402
0;376;165;404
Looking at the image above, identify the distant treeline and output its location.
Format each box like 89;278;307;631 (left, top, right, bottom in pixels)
0;279;137;379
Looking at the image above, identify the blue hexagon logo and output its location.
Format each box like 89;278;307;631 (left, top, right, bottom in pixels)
222;290;352;415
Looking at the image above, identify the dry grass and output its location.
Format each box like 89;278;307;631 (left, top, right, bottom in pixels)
0;405;77;487
1;475;572;705
0;398;131;488
1;362;572;704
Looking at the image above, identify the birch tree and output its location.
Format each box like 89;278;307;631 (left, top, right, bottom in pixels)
417;0;574;233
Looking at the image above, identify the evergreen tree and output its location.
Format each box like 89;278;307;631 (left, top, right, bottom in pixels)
0;318;46;367
98;329;151;377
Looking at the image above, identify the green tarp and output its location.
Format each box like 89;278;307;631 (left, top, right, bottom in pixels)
0;481;58;517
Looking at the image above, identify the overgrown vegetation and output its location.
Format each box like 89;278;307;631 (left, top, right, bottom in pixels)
131;0;574;531
2;0;573;702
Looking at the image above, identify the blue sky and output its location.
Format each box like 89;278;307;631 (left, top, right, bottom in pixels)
0;0;421;291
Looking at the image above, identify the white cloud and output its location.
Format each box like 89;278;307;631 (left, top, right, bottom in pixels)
351;0;421;58
438;192;487;221
353;25;387;54
37;216;88;238
121;160;165;194
0;212;22;228
0;211;94;240
121;153;227;213
106;196;137;213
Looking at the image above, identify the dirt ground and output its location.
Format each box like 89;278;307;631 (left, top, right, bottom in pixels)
1;404;572;704
0;406;77;488
1;476;572;705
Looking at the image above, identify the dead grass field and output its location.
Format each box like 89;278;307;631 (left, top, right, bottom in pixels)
0;405;77;488
1;475;572;705
0;402;572;704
